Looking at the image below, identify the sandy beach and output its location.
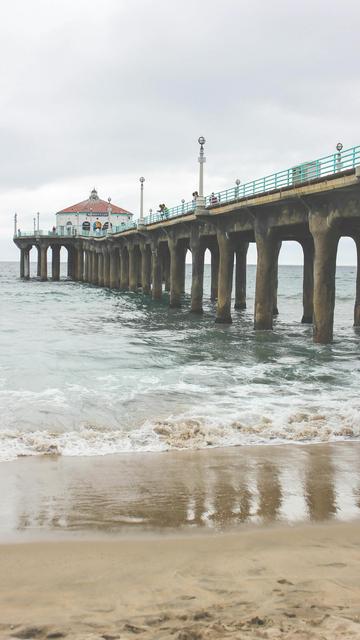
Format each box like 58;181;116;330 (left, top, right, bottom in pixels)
0;521;359;639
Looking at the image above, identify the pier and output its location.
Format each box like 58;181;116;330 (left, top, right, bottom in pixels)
14;144;360;344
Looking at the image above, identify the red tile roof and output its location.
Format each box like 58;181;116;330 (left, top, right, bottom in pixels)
57;189;132;216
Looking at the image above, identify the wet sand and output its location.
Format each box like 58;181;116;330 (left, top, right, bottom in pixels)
1;441;360;540
1;521;360;639
1;442;360;638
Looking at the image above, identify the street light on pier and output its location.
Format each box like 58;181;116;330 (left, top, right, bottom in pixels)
181;198;185;214
33;217;36;234
235;178;241;199
336;142;343;172
37;212;40;233
107;197;112;234
196;136;206;212
14;213;17;237
139;177;145;226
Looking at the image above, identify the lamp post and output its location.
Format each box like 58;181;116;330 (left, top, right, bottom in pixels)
37;211;40;233
139;177;145;226
14;213;17;236
196;136;206;211
107;197;112;233
181;198;185;214
336;142;343;172
33;217;36;234
235;178;241;199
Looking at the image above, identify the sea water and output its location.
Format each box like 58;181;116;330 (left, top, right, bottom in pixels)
0;261;359;462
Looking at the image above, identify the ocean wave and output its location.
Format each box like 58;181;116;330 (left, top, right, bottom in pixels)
0;407;359;461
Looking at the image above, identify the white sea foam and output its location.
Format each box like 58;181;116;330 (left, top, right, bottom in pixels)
0;404;359;461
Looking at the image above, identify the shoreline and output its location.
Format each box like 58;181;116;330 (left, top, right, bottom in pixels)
1;440;360;543
1;520;359;639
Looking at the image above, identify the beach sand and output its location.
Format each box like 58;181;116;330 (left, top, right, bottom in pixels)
1;521;360;639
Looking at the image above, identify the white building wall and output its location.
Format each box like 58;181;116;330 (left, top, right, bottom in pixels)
56;211;133;235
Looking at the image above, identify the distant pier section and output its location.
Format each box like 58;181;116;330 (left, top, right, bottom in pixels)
14;143;360;344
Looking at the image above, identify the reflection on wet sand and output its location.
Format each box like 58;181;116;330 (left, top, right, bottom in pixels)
1;441;360;539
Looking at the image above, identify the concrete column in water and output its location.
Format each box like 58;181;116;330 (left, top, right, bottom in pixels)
309;211;338;344
24;248;31;279
254;225;278;330
179;247;187;294
300;237;314;324
92;252;99;285
272;240;282;316
103;249;111;287
120;247;129;289
163;248;171;292
128;245;138;292
190;235;205;313
210;245;219;301
98;251;104;286
40;244;48;281
67;247;75;279
354;237;360;326
52;245;61;281
37;246;41;277
215;230;234;323
140;243;151;294
77;247;84;282
234;241;249;310
151;243;162;300
168;237;182;308
109;248;120;288
20;248;25;278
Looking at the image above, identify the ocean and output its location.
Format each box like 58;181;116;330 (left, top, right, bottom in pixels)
1;260;359;462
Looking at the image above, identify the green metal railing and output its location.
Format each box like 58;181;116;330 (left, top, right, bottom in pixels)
204;145;360;208
142;200;195;225
15;145;360;239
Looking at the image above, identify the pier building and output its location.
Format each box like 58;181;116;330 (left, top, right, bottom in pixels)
13;143;360;345
55;188;133;235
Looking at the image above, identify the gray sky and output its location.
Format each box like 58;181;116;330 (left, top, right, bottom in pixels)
1;0;359;262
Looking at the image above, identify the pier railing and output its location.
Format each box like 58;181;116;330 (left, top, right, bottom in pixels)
203;145;360;208
15;145;360;238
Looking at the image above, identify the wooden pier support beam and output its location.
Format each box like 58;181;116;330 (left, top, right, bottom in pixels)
301;238;314;324
215;230;234;324
52;245;61;281
310;214;338;344
234;242;249;310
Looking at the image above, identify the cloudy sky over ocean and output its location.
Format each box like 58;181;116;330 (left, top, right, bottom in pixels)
1;0;359;261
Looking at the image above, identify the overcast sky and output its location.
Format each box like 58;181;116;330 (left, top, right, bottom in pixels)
1;0;359;262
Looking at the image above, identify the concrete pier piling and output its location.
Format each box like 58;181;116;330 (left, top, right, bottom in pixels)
14;165;360;344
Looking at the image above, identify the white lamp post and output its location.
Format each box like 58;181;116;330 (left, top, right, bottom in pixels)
181;198;185;214
235;178;241;199
14;213;18;236
37;211;40;233
107;197;112;233
336;142;343;172
196;136;206;211
139;177;145;225
33;217;36;234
